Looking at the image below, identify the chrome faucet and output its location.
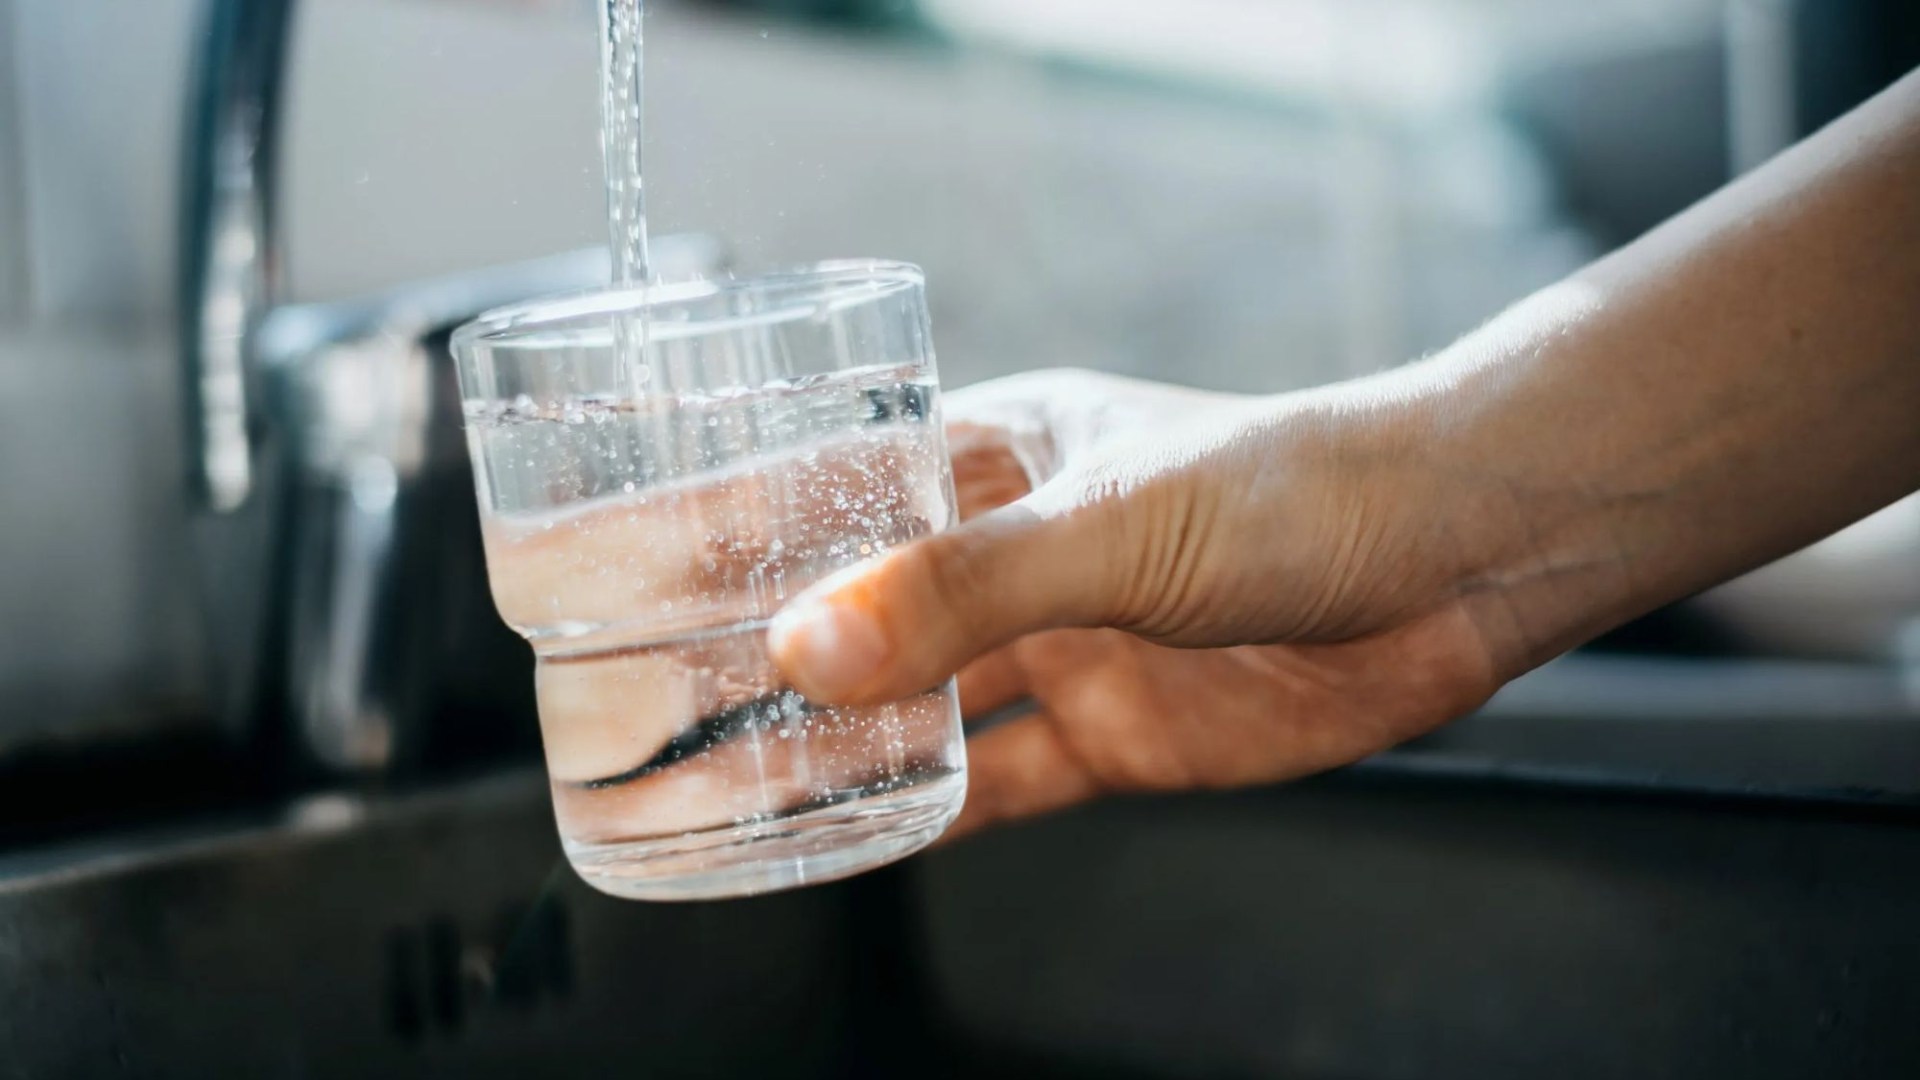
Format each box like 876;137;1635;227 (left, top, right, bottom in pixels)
177;0;722;775
180;0;292;515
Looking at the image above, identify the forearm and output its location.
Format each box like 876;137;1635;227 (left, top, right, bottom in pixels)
1411;71;1920;679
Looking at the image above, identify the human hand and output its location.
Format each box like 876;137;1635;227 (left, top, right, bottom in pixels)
793;72;1920;839
768;369;1505;837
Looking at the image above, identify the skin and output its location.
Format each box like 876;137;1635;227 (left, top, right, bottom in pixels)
768;70;1920;840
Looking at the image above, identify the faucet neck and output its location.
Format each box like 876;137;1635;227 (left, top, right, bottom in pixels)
179;0;296;512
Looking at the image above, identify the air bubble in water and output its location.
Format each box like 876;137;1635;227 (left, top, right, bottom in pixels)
473;367;961;861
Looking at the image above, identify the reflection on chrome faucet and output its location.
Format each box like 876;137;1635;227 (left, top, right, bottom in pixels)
180;0;294;515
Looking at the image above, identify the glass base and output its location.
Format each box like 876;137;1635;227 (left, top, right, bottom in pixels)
562;771;966;901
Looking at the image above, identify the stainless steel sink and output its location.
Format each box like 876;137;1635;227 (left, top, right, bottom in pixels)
0;771;874;1078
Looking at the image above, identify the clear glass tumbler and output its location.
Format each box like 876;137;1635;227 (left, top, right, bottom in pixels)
450;261;966;900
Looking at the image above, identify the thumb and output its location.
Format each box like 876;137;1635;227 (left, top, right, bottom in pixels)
768;499;1114;705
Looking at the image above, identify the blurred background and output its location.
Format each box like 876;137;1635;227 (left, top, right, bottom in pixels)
2;0;1920;1075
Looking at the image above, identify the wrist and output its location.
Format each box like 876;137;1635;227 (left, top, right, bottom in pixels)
1386;350;1652;683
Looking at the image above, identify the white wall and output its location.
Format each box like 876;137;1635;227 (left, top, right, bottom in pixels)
10;0;199;325
5;0;1582;379
637;5;1583;390
6;0;604;325
283;0;606;303
0;0;31;322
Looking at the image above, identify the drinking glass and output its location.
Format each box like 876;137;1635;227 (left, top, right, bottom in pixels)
450;261;966;900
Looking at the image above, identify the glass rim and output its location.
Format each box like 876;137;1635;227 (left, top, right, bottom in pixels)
449;258;925;353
